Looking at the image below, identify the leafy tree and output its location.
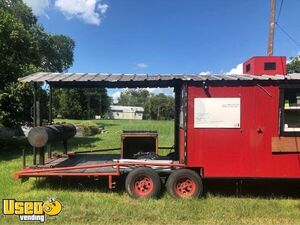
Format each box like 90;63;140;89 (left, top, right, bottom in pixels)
0;0;75;126
144;93;175;120
287;55;300;73
38;34;75;72
116;89;175;120
117;89;150;107
0;5;38;89
53;88;111;119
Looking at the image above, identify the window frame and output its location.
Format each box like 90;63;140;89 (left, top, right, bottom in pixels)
264;62;277;71
246;64;251;72
279;84;300;136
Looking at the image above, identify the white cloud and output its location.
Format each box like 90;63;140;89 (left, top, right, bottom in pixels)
287;53;300;64
23;0;50;17
135;63;148;69
55;0;108;25
147;87;174;97
111;90;122;103
226;63;243;75
198;71;211;75
98;3;109;14
287;58;293;64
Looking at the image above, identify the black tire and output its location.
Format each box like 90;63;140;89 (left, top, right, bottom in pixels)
125;167;161;199
166;169;203;198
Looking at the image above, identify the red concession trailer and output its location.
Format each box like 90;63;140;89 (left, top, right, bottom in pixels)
14;56;300;198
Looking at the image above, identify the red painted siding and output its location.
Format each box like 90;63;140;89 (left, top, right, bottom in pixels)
186;85;300;178
243;56;286;75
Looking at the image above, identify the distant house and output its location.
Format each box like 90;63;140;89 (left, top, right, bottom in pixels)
110;105;144;120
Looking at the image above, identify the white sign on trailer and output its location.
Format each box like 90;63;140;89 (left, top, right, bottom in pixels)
194;98;240;128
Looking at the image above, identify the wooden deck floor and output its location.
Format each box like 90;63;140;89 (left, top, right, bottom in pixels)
36;154;120;173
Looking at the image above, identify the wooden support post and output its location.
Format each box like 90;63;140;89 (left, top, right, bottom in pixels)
108;176;116;189
39;147;45;165
36;100;41;126
63;140;68;155
108;176;113;189
22;149;26;168
174;84;181;158
47;145;52;159
182;84;188;164
33;83;38;165
47;85;53;158
49;85;53;125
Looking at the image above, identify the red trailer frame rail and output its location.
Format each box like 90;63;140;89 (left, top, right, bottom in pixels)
13;160;185;189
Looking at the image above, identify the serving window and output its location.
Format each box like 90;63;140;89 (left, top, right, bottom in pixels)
280;87;300;135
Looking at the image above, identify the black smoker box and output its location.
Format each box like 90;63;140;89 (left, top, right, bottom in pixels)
121;131;158;159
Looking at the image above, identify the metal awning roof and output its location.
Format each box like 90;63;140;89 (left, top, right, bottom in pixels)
18;72;300;88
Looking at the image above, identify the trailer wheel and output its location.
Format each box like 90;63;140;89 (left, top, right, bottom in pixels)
125;167;161;199
166;169;203;198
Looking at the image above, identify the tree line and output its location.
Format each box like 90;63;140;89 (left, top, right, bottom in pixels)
0;0;75;126
116;89;175;120
0;0;110;125
53;88;111;119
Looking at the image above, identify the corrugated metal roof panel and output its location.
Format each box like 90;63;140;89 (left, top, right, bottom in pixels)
145;75;160;81
160;75;174;80
46;73;69;81
18;72;300;85
134;75;148;81
232;74;255;80
91;73;110;81
76;74;96;81
19;72;49;82
105;74;123;82
32;73;55;82
119;74;136;81
62;73;85;81
247;75;270;80
287;73;300;79
190;75;205;81
222;75;240;80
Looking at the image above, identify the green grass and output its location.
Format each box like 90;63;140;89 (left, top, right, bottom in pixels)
1;119;300;225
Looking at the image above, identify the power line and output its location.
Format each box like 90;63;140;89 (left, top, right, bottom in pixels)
274;0;300;49
275;22;300;47
276;0;284;23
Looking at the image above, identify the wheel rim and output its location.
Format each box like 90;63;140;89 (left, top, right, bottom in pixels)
175;177;196;197
134;176;154;196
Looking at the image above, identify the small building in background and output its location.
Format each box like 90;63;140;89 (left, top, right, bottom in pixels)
110;105;144;120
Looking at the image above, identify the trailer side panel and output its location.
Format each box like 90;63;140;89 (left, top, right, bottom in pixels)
187;84;300;178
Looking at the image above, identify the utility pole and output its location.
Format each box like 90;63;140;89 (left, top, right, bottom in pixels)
267;0;276;56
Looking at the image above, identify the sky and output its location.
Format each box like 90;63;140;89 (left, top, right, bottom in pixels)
23;0;300;100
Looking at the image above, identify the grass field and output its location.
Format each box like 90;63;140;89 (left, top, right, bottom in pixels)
1;119;300;225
